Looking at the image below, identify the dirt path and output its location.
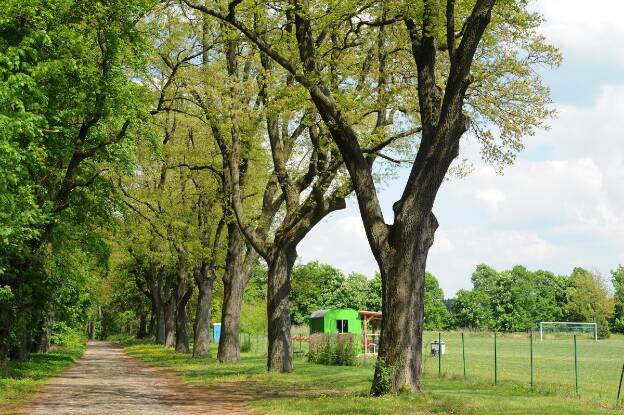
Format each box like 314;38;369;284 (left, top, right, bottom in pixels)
17;341;256;415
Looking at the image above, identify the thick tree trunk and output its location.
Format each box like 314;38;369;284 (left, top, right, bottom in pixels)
147;279;166;344
155;306;166;344
218;224;248;363
175;278;192;354
164;295;176;347
371;212;437;395
86;320;95;340
148;312;155;339
218;273;246;362
15;326;28;361
35;307;53;353
137;312;148;339
266;246;296;372
193;262;214;357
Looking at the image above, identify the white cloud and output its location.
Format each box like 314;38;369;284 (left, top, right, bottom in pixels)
298;213;378;277
533;0;624;67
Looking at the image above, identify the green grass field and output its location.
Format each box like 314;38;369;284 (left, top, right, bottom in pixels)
0;343;85;413
421;331;623;403
116;332;624;415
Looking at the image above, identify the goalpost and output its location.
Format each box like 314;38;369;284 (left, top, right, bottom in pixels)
539;322;598;342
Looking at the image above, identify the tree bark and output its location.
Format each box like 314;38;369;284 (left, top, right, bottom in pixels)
86;320;95;340
15;326;28;361
218;224;258;363
266;245;296;372
146;276;166;344
35;308;53;353
371;212;437;395
164;294;176;347
193;262;214;357
217;270;245;362
155;306;166;344
137;312;148;339
175;278;192;353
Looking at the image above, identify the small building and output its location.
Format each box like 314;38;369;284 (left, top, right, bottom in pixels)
309;309;362;336
309;308;363;354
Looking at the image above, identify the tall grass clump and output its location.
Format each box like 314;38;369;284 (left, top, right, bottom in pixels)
307;333;357;366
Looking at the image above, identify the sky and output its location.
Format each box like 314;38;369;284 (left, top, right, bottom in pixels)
297;0;624;297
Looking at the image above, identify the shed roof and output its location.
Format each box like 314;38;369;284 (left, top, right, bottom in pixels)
310;309;328;318
359;310;382;319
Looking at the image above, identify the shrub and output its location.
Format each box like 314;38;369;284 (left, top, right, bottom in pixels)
597;317;611;339
307;333;357;366
51;322;85;348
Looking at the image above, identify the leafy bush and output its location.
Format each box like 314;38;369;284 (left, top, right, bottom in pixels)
597;317;611;339
51;322;85;348
307;333;357;366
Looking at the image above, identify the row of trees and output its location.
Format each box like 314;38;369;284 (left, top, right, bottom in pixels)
451;265;618;335
0;0;153;360
289;262;448;330
1;0;559;395
289;262;620;337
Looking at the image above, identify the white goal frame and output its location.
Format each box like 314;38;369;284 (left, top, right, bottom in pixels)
539;321;598;342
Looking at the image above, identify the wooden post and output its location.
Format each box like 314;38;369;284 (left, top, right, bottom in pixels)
363;315;368;355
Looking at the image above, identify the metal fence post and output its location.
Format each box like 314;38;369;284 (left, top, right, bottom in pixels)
530;331;534;389
438;332;442;376
616;363;624;406
574;335;579;396
462;332;466;379
494;332;498;385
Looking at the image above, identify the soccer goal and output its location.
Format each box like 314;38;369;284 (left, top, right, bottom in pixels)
539;321;598;341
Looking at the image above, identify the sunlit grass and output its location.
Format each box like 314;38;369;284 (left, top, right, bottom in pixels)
0;344;85;413
116;334;624;414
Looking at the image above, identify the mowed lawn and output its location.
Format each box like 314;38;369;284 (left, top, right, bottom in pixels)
422;331;624;403
118;332;624;415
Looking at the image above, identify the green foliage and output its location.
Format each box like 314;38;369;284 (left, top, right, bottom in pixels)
566;268;614;334
610;265;624;333
451;264;569;331
365;273;382;311
50;322;85;349
240;300;267;336
424;273;451;330
0;0;155;359
332;273;370;311
289;262;346;325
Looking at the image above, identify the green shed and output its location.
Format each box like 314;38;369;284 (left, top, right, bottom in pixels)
309;308;362;336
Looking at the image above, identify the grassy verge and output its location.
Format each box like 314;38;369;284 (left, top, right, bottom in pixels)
116;337;623;415
0;343;85;413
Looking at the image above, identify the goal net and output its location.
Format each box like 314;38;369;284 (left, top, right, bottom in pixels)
539;321;598;341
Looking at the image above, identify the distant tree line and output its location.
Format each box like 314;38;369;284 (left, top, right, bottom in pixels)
289;262;622;337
